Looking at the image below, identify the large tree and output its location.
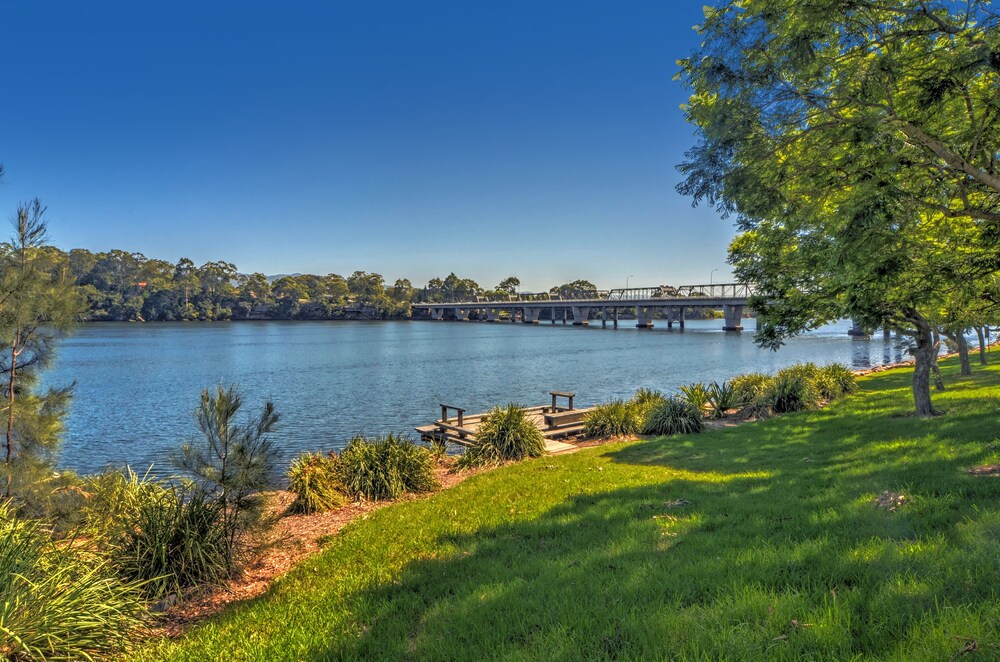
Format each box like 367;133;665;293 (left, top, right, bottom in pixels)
678;0;1000;416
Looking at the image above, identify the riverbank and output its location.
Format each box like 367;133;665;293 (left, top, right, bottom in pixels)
141;356;1000;660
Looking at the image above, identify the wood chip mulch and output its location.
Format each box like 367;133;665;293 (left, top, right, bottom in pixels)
154;462;482;638
966;465;1000;477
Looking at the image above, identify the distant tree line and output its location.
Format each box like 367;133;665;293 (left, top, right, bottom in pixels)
31;247;602;321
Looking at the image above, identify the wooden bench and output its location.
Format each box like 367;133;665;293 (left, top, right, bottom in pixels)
439;404;466;427
544;409;588;428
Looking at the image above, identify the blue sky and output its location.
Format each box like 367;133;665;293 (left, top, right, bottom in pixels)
0;1;734;291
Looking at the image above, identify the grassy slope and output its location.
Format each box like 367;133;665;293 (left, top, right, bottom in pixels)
144;358;1000;661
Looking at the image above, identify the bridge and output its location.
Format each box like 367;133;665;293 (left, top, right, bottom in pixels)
412;283;752;331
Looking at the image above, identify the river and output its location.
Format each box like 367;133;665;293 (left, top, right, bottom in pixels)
42;318;909;474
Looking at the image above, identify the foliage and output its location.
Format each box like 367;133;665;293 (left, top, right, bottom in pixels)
0;502;147;660
820;363;858;400
641;397;705;436
287;452;346;514
677;383;710;417
459;404;546;467
0;200;81;499
583;400;641;438
81;466;166;541
706;381;739;418
677;0;1000;416
143;357;1000;661
335;434;438;501
113;487;230;599
629;388;667;421
176;385;280;565
759;369;821;415
730;373;772;407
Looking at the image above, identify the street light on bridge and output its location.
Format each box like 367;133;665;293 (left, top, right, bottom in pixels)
710;268;719;286
626;274;634;290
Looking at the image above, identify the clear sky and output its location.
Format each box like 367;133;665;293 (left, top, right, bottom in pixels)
0;0;735;291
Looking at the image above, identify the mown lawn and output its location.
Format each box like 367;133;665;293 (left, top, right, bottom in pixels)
142;357;1000;661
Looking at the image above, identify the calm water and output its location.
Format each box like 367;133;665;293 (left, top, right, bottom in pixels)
43;318;908;474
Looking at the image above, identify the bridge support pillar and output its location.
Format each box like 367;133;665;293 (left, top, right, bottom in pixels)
613;307;618;328
601;307;607;327
454;308;469;321
723;305;744;331
523;307;540;324
848;319;871;337
430;308;444;320
636;306;654;328
485;308;501;322
550;307;556;324
571;306;591;325
666;306;685;329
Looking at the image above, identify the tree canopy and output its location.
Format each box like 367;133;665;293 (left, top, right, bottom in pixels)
678;0;1000;415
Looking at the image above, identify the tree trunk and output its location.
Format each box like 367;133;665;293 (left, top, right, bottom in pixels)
956;330;971;375
931;328;945;391
976;326;988;365
910;315;937;417
5;348;15;498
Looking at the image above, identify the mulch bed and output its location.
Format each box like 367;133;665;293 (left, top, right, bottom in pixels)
966;465;1000;477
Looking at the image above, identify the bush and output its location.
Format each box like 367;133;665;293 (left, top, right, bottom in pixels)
584;400;641;438
707;381;740;418
760;369;821;414
642;398;705;436
287;452;347;514
678;383;711;416
113;487;231;599
630;388;667;420
460;404;546;467
730;373;772;406
82;466;166;541
336;433;439;501
820;363;858;399
0;503;147;659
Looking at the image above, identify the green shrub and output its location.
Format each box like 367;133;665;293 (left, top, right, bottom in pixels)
0;502;147;660
820;363;858;399
460;404;545;467
642;398;705;436
336;433;439;501
630;388;667;421
82;466;166;541
678;383;711;416
730;373;772;406
760;370;821;414
287;452;346;514
584;400;641;438
707;381;740;418
113;487;230;598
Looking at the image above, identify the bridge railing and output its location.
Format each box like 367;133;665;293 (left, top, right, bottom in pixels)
415;283;753;306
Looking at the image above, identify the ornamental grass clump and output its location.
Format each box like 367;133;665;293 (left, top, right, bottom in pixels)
629;388;667;421
707;381;740;418
584;400;641;438
730;373;772;406
287;452;347;514
642;397;705;436
82;466;166;542
761;368;821;414
678;383;712;416
0;503;148;660
820;363;858;398
460;404;545;467
335;433;438;501
113;487;231;599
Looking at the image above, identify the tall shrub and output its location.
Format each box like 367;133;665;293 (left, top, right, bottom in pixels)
584;400;641;438
336;434;438;501
460;404;545;467
642;398;705;436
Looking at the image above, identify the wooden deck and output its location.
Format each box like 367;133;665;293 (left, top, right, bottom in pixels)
416;402;591;455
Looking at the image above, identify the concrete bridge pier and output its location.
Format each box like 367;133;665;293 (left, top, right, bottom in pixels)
848;319;870;337
723;305;744;331
613;307;619;328
636;306;655;328
485;308;501;322
666;306;685;329
454;308;470;321
523;308;540;324
550;307;556;324
571;306;591;326
601;307;607;328
430;308;444;320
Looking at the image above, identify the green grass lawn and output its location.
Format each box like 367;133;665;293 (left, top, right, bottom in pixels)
142;357;1000;661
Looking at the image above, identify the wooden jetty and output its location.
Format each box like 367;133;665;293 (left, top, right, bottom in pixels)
416;391;590;455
